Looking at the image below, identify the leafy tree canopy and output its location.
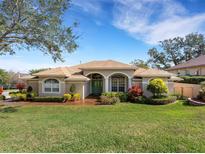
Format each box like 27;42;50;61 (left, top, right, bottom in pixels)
147;33;205;69
0;68;9;85
130;59;149;69
0;0;78;61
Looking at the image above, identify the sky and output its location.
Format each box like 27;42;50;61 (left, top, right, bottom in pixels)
1;0;205;73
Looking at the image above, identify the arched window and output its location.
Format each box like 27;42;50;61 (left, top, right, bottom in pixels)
111;74;128;92
44;79;60;93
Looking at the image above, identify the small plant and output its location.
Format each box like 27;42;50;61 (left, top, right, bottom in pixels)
197;81;205;101
27;86;33;93
64;93;72;101
73;93;81;101
16;82;26;92
0;86;3;95
128;85;143;102
101;92;128;102
70;84;76;94
0;95;5;100
100;96;120;105
147;78;168;98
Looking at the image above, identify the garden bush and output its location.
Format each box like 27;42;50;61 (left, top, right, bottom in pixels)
9;91;36;101
16;82;26;91
147;78;168;98
146;96;177;105
0;95;5;100
170;93;188;100
32;96;64;102
10;93;27;101
101;92;128;102
64;93;72;101
178;76;205;84
128;85;143;102
0;87;3;95
73;93;81;101
197;81;205;101
99;96;120;105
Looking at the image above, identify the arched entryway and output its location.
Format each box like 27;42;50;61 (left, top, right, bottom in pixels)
109;73;129;92
87;73;104;96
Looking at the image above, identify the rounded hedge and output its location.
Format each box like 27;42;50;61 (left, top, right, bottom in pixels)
146;96;177;105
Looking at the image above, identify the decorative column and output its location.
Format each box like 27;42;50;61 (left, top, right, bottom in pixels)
105;77;109;92
128;77;132;89
82;83;85;99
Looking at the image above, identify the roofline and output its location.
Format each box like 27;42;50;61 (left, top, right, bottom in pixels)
166;64;205;71
79;67;136;70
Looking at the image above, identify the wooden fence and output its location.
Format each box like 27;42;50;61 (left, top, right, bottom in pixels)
173;83;201;98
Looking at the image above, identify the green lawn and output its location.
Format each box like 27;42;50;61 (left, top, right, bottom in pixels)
1;101;205;152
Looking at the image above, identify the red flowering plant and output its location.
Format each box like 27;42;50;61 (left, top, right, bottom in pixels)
128;85;143;102
16;82;26;92
0;86;3;95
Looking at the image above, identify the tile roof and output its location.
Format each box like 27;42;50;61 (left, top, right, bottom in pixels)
76;60;136;70
166;54;205;71
134;68;172;77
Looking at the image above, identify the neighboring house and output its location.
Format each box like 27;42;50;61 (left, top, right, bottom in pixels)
167;55;205;76
22;60;178;99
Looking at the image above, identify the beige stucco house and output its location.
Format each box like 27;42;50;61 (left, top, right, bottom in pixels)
167;55;205;76
22;60;178;99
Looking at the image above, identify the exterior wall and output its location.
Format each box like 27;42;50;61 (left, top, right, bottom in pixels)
65;81;88;99
173;83;200;98
168;66;205;76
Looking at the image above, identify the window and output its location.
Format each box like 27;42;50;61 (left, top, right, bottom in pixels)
185;70;190;75
44;79;60;93
111;75;126;92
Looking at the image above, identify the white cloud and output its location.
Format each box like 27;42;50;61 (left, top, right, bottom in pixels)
113;0;205;44
72;0;102;15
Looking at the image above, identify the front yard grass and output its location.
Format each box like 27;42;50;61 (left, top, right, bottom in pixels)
1;101;205;152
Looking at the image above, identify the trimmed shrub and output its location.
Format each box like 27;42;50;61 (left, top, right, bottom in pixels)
10;92;27;101
128;85;143;102
64;93;72;101
197;81;205;101
170;93;187;100
0;87;3;95
16;82;26;91
99;96;120;105
101;92;128;102
27;86;33;93
73;93;81;101
147;78;168;98
178;76;205;84
146;96;177;105
32;96;64;102
0;95;5;100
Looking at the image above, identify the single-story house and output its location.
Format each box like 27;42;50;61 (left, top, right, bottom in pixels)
22;60;179;99
166;55;205;76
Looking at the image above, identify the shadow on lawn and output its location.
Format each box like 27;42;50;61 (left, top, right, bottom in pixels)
0;106;19;113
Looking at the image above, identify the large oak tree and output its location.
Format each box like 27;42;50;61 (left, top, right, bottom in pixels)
147;33;205;69
0;0;78;61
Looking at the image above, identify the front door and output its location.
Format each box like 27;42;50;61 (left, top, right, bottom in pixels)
92;80;103;96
